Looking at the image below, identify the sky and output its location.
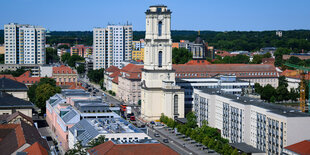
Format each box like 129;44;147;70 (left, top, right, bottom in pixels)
1;0;310;31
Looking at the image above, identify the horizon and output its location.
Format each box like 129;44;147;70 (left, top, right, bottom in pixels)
1;0;310;31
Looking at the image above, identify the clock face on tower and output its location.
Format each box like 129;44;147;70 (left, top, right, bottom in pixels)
158;15;163;20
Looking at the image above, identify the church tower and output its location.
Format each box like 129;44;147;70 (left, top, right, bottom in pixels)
141;5;184;121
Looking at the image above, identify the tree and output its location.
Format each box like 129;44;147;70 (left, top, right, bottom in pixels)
61;53;71;63
172;47;192;64
68;55;84;67
289;88;299;101
207;138;216;149
88;135;105;148
186;112;197;128
0;54;4;64
276;85;289;101
65;141;87;155
46;47;60;64
77;64;86;74
251;55;263;64
261;84;276;102
58;45;69;49
278;76;288;87
254;83;263;94
87;69;104;84
231;149;239;155
35;83;61;112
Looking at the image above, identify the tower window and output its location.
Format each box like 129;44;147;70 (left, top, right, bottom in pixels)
158;21;162;36
174;95;178;115
158;51;162;67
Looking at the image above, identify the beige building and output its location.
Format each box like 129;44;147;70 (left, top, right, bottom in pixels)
0;45;4;54
117;64;143;104
141;5;185;121
52;65;77;84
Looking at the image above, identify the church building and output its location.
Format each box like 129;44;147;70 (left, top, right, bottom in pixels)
141;5;185;121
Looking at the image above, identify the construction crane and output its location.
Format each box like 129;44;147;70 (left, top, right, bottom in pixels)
284;63;310;112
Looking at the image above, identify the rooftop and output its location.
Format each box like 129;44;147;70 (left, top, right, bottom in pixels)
87;140;178;155
230;143;265;154
53;65;76;74
284;140;310;155
0;77;28;91
0;92;33;108
69;118;144;146
199;88;310;117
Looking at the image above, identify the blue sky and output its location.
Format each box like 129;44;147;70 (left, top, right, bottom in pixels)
1;0;310;31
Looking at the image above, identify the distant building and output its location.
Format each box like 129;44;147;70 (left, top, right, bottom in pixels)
87;140;178;155
132;39;144;50
0;64;41;77
70;44;92;58
93;25;133;69
172;42;179;48
0;45;4;54
283;53;310;60
132;48;144;61
104;66;120;91
4;23;46;65
276;31;283;37
193;88;310;154
52;65;78;85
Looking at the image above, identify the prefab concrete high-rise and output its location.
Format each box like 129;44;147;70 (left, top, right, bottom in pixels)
93;25;132;69
4;23;46;64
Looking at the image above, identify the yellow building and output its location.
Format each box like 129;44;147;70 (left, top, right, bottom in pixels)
0;46;4;54
132;48;144;61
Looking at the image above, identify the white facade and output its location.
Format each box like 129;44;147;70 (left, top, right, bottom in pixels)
93;25;132;69
4;23;46;65
141;5;184;121
193;88;310;155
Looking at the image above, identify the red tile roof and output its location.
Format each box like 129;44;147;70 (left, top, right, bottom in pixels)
0;124;26;154
112;76;119;84
110;71;121;78
87;141;179;155
5;111;34;125
53;65;76;74
56;82;86;90
281;69;310;80
23;142;48;155
106;66;120;73
284;140;310;155
16;71;42;85
119;64;143;80
262;58;275;64
185;60;211;65
216;50;236;57
0;74;16;80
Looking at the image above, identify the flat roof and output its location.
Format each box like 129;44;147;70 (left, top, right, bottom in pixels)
198;88;310;117
230;143;265;153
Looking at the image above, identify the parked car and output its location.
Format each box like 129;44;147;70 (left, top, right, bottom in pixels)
163;139;169;143
154;133;160;137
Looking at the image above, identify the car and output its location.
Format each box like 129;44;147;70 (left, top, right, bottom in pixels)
95;89;99;92
154;133;160;137
140;124;146;128
163;139;169;143
150;121;155;124
208;150;215;153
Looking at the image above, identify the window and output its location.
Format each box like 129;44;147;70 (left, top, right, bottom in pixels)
158;21;162;36
174;95;178;115
158;51;162;67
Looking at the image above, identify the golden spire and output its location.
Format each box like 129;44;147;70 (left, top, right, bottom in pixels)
198;30;200;36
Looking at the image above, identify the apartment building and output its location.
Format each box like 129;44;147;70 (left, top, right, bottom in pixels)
93;25;133;69
70;44;92;58
193;88;310;155
4;23;46;65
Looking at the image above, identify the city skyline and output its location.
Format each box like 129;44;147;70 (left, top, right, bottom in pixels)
1;0;310;31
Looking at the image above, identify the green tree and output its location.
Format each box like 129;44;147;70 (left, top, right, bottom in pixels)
46;47;60;64
289;88;299;101
261;84;276;102
254;83;263;94
276;85;290;101
252;55;263;64
186;112;197;128
35;83;61;112
0;54;4;64
68;55;84;67
61;53;71;63
172;48;192;64
58;45;69;49
202;136;210;146
208;138;216;149
65;141;87;155
88;135;105;148
231;149;239;155
87;69;104;83
77;64;86;74
278;76;288;87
